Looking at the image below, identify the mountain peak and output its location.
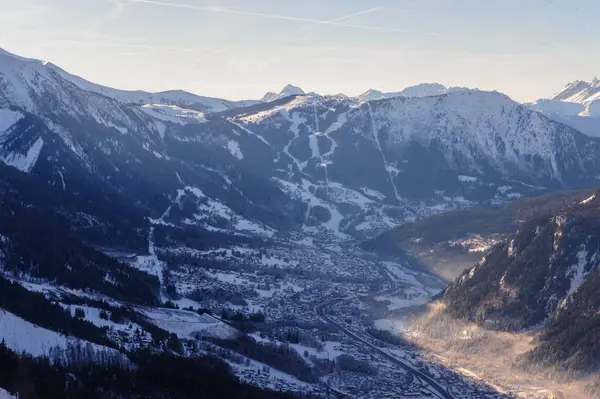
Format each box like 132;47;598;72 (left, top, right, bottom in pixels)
261;84;305;102
551;78;600;104
279;84;305;97
357;89;385;102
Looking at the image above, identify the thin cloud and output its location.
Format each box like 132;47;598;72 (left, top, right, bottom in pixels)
123;0;406;33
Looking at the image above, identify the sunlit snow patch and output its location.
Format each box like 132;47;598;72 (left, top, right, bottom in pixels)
581;194;596;205
140;104;207;124
227;140;244;159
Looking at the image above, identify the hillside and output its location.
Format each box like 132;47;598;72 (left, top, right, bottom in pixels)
443;190;600;374
364;189;592;280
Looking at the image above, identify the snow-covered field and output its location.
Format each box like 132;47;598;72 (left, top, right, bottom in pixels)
0;310;119;358
0;388;16;399
140;307;238;339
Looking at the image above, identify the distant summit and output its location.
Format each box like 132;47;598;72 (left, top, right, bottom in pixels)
550;77;600;104
526;77;600;135
356;83;468;102
261;84;305;102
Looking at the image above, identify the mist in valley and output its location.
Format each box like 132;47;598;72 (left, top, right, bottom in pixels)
374;301;596;399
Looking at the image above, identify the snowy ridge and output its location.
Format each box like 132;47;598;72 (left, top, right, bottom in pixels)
139;104;207;124
551;78;600;104
356;83;469;102
528;78;600;132
527;98;585;117
364;91;572;181
237;95;315;124
44;59;259;112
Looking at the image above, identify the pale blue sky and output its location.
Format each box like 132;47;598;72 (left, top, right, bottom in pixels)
1;0;598;101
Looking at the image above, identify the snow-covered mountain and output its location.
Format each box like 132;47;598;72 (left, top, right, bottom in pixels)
551;77;600;104
0;48;258;113
2;46;600;243
261;84;306;102
356;83;469;102
527;78;600;137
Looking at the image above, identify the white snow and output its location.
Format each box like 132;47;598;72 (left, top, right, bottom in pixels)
0;309;119;358
140;307;238;339
0;388;16;399
567;247;589;295
261;84;305;102
228;356;312;392
300;179;346;235
458;175;478;183
237;96;312;125
227;140;244;159
140;104;207;125
550;78;600;104
230;121;272;147
1;137;44;173
289;341;344;361
175;186;274;237
367;102;401;202
364;91;568;182
326;182;375;208
356;83;468;102
235;218;275;237
360;187;387;201
0;109;22;135
129;226;167;301
308;132;320;159
581;194;596;205
527;98;585;117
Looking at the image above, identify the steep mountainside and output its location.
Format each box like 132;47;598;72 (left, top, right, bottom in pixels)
0;166;159;305
443;191;600;372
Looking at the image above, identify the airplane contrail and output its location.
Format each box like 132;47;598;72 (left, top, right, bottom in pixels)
331;7;385;22
123;0;404;32
294;6;386;34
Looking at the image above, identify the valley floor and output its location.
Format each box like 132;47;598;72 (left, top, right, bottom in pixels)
376;302;593;399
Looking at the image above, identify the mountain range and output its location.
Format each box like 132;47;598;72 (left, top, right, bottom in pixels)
3;46;600;243
2;46;600;397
